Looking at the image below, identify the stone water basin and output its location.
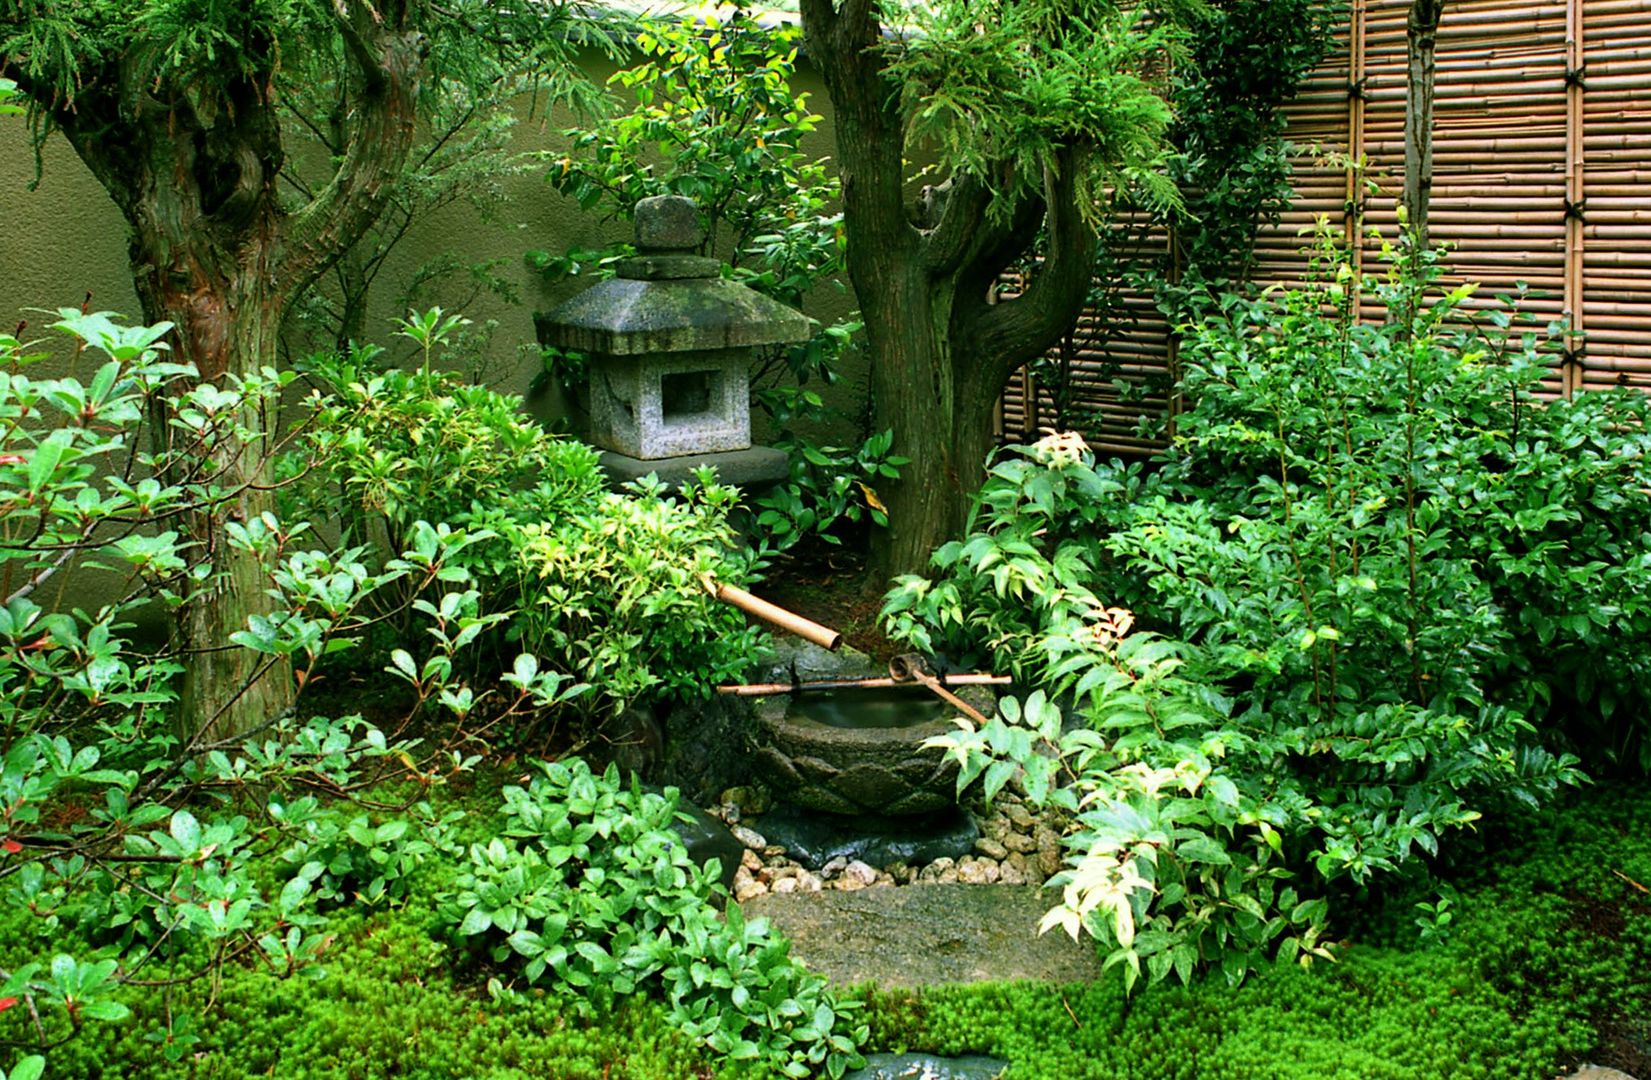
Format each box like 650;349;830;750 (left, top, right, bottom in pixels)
751;683;997;816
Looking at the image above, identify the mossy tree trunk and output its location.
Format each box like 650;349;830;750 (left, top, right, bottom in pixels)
800;0;1100;581
1404;0;1446;245
32;6;427;744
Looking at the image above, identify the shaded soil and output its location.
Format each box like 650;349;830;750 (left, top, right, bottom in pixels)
756;556;902;661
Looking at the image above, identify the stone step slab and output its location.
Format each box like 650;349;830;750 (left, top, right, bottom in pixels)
740;882;1103;988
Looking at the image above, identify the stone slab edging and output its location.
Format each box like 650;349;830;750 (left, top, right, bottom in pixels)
739;882;1102;989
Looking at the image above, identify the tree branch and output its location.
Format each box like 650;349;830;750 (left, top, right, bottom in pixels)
962;149;1097;383
283;2;426;297
920;173;995;274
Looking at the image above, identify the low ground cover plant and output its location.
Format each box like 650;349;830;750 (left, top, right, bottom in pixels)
859;782;1651;1079
437;759;865;1078
886;231;1650;987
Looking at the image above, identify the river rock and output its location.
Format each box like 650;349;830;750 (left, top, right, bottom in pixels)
1034;825;1064;877
1003;803;1036;830
741;883;1103;988
668;800;743;893
845;1053;1008;1080
1002;831;1038;855
974;837;1009;860
752;802;979;871
844;859;879;886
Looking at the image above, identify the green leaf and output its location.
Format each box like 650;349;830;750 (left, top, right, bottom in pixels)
1176;834;1232;865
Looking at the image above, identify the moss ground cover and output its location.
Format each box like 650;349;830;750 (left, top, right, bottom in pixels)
7;781;1647;1078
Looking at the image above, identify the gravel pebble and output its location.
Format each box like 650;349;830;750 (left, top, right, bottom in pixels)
974;837;1010;860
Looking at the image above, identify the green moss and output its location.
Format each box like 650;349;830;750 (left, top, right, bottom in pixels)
11;904;718;1080
7;784;1647;1079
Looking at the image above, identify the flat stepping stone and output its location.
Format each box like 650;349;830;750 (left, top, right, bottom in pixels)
846;1052;1008;1079
741;883;1103;988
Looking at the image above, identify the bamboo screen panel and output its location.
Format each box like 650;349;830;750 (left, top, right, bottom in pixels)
999;0;1651;451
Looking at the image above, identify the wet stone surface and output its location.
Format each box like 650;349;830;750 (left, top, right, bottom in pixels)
741;883;1104;988
845;1053;1009;1080
750;802;979;871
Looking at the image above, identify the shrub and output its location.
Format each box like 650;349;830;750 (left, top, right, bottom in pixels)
0;311;575;1074
288;341;766;719
437;758;866;1078
883;232;1651;986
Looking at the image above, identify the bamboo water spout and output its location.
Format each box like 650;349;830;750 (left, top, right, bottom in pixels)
700;573;843;651
887;653;994;726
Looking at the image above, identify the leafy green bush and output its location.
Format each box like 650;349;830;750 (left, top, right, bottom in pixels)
0;311;582;1075
883;233;1651;986
288;342;765;718
437;758;866;1077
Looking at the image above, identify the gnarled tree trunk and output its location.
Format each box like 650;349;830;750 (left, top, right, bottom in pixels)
35;5;427;744
801;0;1099;581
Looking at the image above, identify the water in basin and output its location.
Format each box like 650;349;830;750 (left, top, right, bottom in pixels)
789;686;948;730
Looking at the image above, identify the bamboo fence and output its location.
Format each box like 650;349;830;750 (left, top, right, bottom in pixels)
997;0;1651;452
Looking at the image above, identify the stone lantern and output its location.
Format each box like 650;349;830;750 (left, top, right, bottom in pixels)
535;195;809;486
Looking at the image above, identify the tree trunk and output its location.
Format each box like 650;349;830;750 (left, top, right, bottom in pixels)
803;0;1098;583
38;7;426;743
864;274;966;579
135;268;296;746
1404;0;1446;245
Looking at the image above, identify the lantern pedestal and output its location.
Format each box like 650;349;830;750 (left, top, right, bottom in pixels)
595;445;789;491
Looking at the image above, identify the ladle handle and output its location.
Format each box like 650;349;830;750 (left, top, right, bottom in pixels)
701;574;843;651
889;653;993;727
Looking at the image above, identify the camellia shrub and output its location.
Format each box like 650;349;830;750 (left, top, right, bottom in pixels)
884;231;1651;987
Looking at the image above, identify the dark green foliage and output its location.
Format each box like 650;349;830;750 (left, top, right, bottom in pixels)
1029;0;1334;437
437;759;867;1079
857;785;1651;1079
1164;0;1338;276
884;236;1651;984
287;342;766;719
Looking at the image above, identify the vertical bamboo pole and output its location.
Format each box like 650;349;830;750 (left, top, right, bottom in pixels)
1165;221;1182;440
1346;0;1369;278
1564;0;1587;397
